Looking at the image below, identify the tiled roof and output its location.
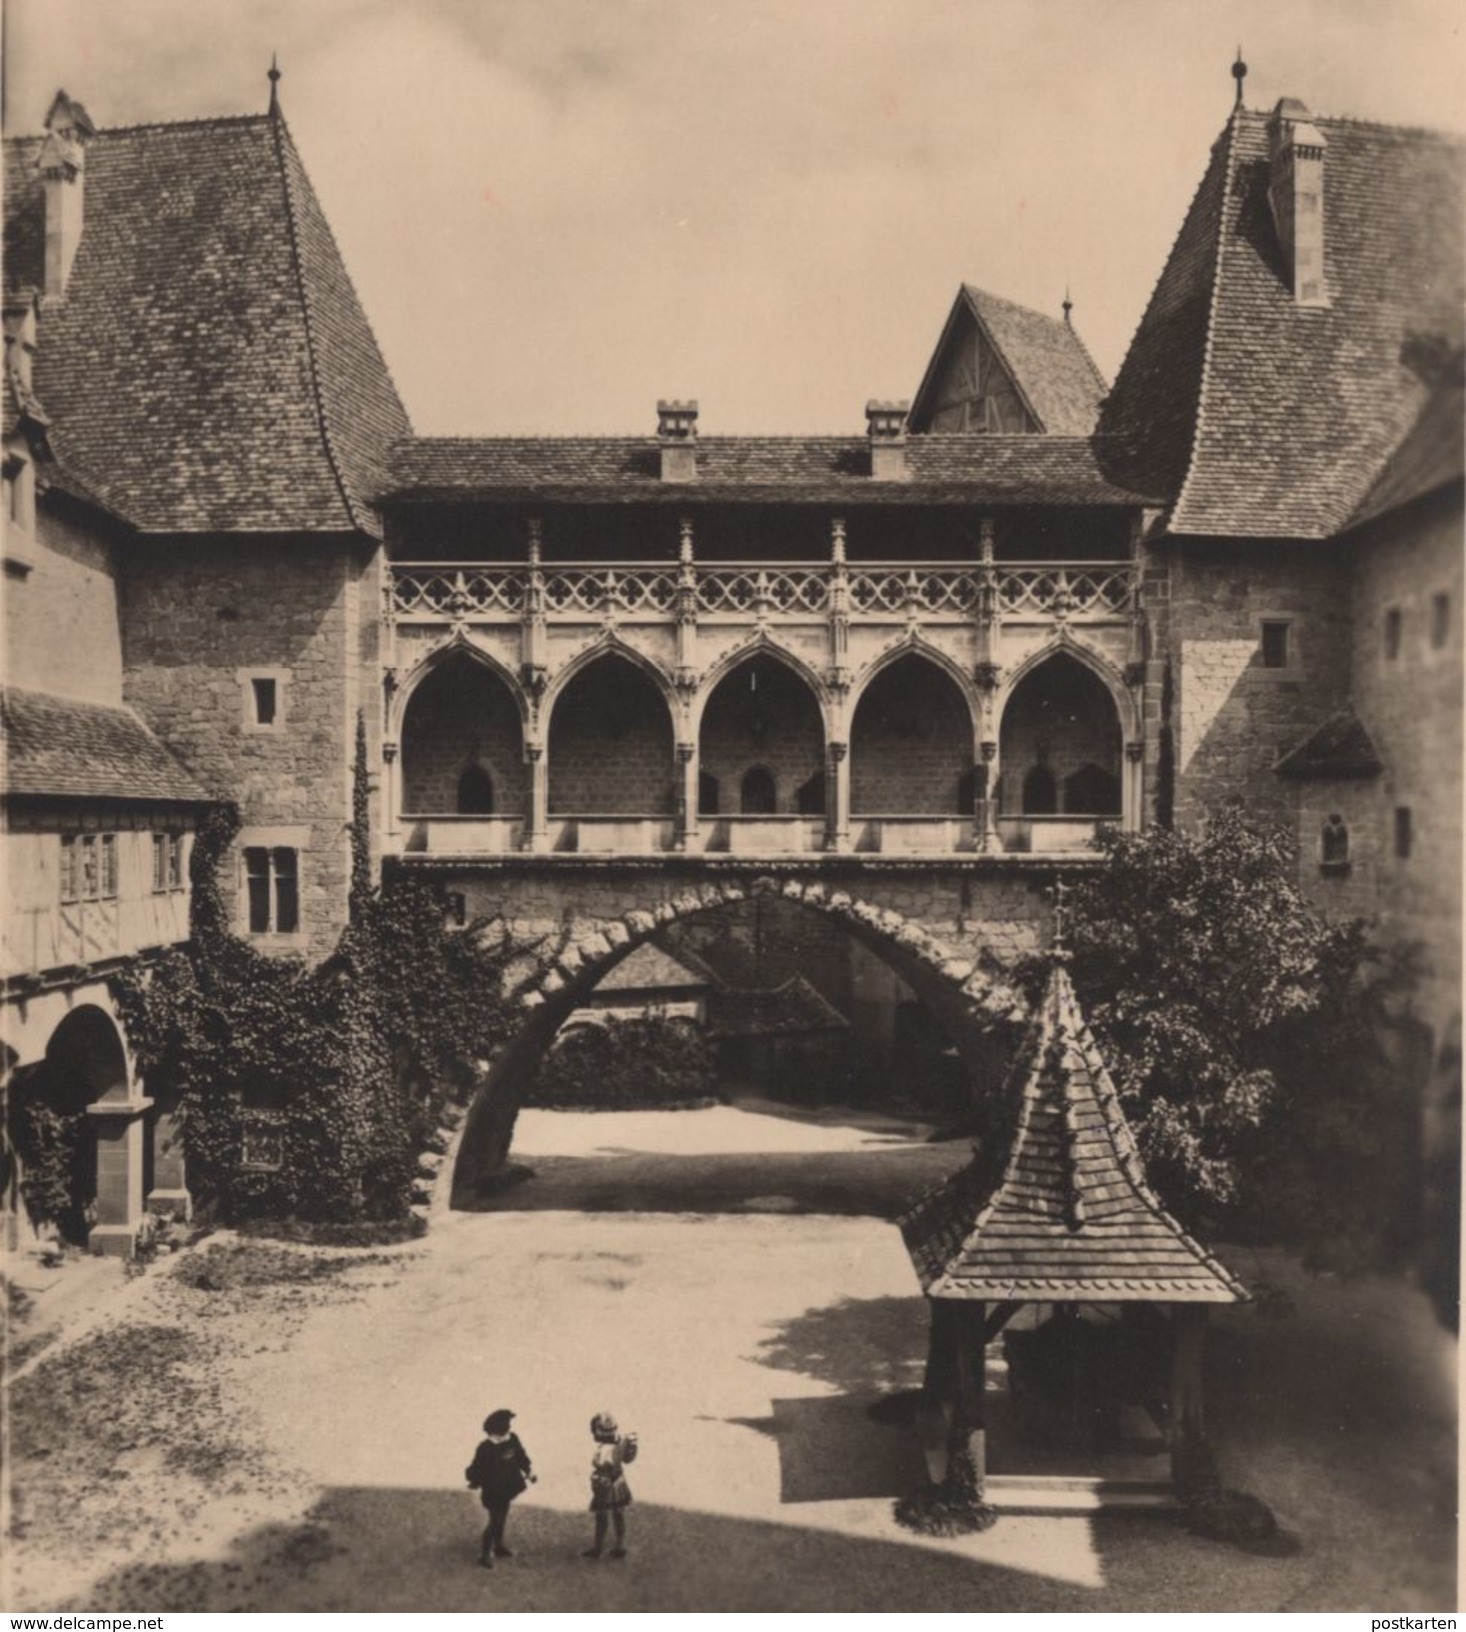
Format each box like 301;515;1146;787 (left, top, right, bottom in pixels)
961;287;1108;435
1274;706;1384;779
3;111;410;536
707;974;850;1038
594;939;715;994
1347;379;1464;530
900;962;1247;1303
1100;109;1466;539
382;433;1156;506
1;686;209;802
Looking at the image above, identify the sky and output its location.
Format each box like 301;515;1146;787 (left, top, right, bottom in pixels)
5;0;1463;435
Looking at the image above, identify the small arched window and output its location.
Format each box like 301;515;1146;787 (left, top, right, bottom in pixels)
1065;762;1122;816
741;765;777;814
456;762;495;815
1022;763;1058;816
1320;813;1351;874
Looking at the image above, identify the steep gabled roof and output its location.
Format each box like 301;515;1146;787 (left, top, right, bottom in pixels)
1346;379;1464;531
594;939;715;994
382;433;1156;506
1101;108;1465;539
910;286;1107;436
900;961;1246;1303
1;686;209;802
3;110;410;536
708;974;850;1039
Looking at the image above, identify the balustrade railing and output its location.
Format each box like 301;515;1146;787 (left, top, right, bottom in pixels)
388;560;1133;622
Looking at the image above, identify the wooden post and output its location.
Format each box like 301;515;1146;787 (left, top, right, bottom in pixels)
917;1299;957;1486
953;1300;988;1497
1169;1304;1209;1488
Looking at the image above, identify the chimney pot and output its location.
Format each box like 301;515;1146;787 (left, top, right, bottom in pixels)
657;399;699;481
865;399;910;481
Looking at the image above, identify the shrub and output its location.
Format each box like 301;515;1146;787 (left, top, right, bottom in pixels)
526;1014;719;1110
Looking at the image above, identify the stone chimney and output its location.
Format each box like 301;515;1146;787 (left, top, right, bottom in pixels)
657;400;699;482
1266;98;1328;307
36;91;95;302
865;400;910;480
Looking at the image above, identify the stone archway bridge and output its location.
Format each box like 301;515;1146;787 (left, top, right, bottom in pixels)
444;859;1075;1203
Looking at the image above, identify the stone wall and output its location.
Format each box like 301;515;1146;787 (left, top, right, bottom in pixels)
1348;495;1462;1042
1165;541;1352;827
120;536;363;960
548;656;676;814
850;656;972;814
7;500;124;705
402;655;526;814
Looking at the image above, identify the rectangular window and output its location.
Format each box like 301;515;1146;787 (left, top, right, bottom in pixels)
1395;806;1413;859
1260;620;1290;669
60;835;79;903
251;677;278;727
168;833;184;890
1384;607;1402;660
152;833;168;893
241;1114;285;1171
1431;592;1451;650
99;833;118;899
245;846;300;934
80;834;100;900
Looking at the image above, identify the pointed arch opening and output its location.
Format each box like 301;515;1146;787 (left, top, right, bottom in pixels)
998;650;1124;849
548;652;676;816
401;652;525;818
851;653;974;816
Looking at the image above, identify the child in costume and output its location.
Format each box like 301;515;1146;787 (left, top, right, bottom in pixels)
465;1408;535;1568
583;1411;638;1560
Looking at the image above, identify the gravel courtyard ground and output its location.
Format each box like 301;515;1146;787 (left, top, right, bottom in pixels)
3;1105;1457;1612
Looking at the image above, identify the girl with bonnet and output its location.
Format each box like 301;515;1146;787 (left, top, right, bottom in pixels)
583;1411;638;1559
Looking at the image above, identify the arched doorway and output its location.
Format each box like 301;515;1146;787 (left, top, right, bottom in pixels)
10;1006;130;1245
548;654;676;817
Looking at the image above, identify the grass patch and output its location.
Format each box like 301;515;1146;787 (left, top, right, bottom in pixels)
176;1240;397;1294
237;1215;427;1249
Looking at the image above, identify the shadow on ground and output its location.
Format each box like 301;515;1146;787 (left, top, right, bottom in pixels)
461;1145;966;1216
77;1484;1162;1612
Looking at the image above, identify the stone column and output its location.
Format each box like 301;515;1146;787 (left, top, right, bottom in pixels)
524;743;549;852
146;1103;190;1219
86;1094;153;1256
825;741;850;853
675;742;700;852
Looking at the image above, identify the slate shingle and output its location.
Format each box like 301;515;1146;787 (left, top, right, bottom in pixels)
3;111;410;536
961;287;1108;435
1274;706;1385;780
382;433;1157;507
1101;109;1465;539
1;686;209;802
900;962;1246;1303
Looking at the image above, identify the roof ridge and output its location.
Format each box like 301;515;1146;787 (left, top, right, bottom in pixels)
2;111;272;142
1170;111;1244;531
1237;104;1466;144
269;113;362;535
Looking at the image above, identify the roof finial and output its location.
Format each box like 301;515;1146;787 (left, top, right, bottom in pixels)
1062;285;1073;328
1232;46;1247;111
1049;877;1072;962
268;53;282;117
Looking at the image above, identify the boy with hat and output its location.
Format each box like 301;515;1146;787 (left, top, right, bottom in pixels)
465;1409;535;1568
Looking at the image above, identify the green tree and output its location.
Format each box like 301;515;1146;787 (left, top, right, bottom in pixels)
1064;808;1417;1274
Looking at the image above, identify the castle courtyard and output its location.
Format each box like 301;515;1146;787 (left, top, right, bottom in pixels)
5;1105;1455;1614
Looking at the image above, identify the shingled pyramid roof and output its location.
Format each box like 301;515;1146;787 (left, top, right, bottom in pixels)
3;106;410;536
1098;107;1464;538
900;960;1246;1303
